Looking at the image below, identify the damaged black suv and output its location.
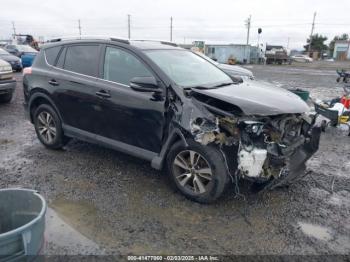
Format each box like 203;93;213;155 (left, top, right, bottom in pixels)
23;37;321;203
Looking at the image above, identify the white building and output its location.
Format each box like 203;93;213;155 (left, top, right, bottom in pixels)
333;40;350;60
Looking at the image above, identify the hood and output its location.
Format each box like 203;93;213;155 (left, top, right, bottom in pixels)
218;64;253;77
192;80;310;116
0;54;20;62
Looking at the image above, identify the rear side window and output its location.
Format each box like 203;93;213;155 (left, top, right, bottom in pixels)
103;46;152;85
64;45;99;77
45;46;61;66
56;47;66;68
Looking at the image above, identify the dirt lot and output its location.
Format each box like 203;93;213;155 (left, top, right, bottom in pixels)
0;63;349;256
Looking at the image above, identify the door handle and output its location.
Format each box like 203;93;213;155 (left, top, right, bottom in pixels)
48;79;59;86
95;90;111;98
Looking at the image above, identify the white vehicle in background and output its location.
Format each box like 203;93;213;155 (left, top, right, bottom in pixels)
0;59;16;103
291;54;313;63
194;52;255;80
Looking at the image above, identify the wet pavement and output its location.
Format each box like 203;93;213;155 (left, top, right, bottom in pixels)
0;63;349;255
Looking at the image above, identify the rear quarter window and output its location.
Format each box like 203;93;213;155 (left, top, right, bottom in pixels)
45;46;62;66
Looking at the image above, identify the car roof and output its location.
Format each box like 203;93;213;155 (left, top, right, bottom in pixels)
41;37;183;51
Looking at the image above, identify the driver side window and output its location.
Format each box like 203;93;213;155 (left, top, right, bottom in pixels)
103;47;152;86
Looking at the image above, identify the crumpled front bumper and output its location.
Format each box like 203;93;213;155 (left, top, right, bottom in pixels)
260;126;322;191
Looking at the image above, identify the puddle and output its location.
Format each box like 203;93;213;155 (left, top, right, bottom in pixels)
45;208;103;254
298;222;332;241
0;139;13;145
49;198;118;251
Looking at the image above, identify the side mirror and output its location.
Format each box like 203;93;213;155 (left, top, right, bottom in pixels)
130;76;161;93
230;75;244;83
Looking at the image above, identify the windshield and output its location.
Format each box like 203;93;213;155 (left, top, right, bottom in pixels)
0;49;9;55
145;50;232;88
16;45;37;53
194;52;219;66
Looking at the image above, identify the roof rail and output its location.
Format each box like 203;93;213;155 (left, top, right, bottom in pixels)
132;39;178;47
110;37;130;44
46;36;130;44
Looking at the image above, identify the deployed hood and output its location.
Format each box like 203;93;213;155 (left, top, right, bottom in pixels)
192;80;310;116
218;64;253;77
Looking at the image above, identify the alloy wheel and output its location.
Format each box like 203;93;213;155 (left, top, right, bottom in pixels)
37;111;57;144
172;150;213;194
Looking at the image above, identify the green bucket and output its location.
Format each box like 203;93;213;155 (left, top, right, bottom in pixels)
289;89;310;102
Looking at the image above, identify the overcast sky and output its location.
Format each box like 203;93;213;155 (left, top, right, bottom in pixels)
1;0;349;49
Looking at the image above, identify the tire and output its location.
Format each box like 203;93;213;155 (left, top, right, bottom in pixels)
0;92;13;103
33;104;69;149
166;140;230;204
321;120;327;132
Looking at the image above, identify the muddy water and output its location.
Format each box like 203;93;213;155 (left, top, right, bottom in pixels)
48;191;287;254
45;207;103;254
49;198;115;252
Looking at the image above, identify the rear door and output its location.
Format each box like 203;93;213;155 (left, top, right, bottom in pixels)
95;45;166;153
49;44;104;134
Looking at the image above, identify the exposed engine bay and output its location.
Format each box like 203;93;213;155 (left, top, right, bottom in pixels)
184;90;322;190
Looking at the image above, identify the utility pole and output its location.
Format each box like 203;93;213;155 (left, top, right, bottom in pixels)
245;15;251;45
11;21;16;39
128;14;131;39
170;17;173;42
287;37;290;49
308;12;316;53
347;36;350;60
78;19;82;37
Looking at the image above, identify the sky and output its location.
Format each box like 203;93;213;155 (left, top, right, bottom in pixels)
1;0;349;49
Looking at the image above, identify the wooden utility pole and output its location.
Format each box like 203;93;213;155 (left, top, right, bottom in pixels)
245;15;251;45
11;21;16;39
128;14;131;39
78;19;82;37
308;12;316;53
170;17;173;42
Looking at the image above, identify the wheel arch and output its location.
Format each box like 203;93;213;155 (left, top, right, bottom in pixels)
28;92;63;124
151;128;188;170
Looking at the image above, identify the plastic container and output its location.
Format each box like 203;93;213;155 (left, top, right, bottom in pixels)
0;189;46;261
289;89;310;102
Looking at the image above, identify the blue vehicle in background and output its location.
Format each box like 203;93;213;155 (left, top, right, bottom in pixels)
4;44;38;68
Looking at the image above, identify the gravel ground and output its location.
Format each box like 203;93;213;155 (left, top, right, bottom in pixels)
0;63;349;256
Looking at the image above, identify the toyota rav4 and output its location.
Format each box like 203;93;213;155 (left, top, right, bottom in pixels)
23;37;321;203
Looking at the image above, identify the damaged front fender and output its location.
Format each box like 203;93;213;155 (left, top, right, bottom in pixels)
155;86;321;192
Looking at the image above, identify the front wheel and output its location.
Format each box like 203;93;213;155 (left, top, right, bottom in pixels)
33;104;69;149
166;140;230;203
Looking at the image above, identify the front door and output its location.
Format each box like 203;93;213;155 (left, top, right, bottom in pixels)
95;46;166;153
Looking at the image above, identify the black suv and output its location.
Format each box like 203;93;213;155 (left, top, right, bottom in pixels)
23;37;321;203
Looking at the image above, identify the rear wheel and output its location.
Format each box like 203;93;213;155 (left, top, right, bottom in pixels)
166;140;229;203
0;92;13;103
33;104;69;149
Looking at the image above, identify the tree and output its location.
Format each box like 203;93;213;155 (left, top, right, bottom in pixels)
329;33;349;54
304;34;328;52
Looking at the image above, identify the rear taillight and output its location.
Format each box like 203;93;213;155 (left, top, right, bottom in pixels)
23;67;32;76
